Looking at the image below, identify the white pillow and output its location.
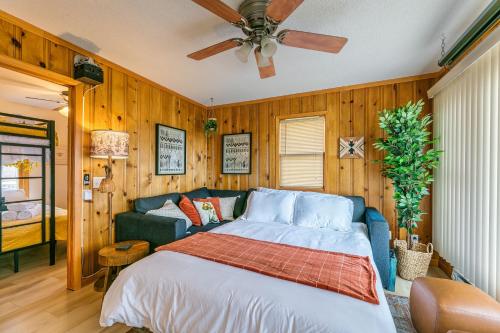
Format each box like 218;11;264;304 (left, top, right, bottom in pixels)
210;196;237;221
3;189;26;202
193;201;220;226
146;200;192;230
293;192;353;231
243;191;296;224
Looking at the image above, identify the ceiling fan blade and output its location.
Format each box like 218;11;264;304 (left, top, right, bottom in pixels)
188;39;242;60
278;30;348;53
192;0;246;25
254;50;276;79
266;0;304;23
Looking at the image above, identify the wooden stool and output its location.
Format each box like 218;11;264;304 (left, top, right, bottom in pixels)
98;240;149;294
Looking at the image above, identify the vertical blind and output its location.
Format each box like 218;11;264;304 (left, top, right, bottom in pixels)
433;42;499;300
279;116;325;188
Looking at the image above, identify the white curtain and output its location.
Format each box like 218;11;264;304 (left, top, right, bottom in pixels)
433;42;499;300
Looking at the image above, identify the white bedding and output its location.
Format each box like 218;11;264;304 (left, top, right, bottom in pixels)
100;220;396;333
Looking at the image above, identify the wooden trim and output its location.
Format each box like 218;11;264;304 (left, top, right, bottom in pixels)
0;54;80;86
275;111;327;191
0;54;84;290
0;10;206;109
67;84;84;290
214;72;441;109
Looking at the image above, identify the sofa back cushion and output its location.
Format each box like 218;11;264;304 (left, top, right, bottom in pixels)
344;196;366;222
182;187;210;200
134;193;181;214
209;189;255;218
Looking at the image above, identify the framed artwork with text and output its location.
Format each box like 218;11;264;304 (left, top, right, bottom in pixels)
222;133;252;174
156;124;186;175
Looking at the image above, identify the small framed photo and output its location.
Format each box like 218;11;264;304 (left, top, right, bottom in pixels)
156;124;186;175
222;133;251;174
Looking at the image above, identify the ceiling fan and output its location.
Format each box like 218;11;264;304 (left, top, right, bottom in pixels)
187;0;348;79
25;91;69;116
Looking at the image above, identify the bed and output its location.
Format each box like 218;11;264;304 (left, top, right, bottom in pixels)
0;112;59;272
100;218;396;333
1;205;67;252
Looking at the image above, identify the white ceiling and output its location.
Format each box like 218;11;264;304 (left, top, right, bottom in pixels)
0;67;67;109
0;0;491;105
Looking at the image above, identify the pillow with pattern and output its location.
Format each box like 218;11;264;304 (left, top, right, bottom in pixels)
193;201;220;226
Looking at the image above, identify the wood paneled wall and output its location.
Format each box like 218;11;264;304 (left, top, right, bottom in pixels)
208;77;436;243
0;11;208;275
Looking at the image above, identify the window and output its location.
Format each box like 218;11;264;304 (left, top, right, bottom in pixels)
1;165;19;191
279;115;325;188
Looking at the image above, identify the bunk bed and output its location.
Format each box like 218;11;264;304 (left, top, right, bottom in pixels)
0;112;67;272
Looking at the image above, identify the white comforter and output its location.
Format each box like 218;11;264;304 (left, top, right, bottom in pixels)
100;220;396;333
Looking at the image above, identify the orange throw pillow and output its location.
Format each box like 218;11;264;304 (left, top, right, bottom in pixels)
179;195;202;226
194;197;223;221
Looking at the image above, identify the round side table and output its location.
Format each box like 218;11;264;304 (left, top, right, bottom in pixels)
98;240;149;294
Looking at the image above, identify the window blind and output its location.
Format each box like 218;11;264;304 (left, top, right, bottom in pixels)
433;42;499;300
279;116;325;188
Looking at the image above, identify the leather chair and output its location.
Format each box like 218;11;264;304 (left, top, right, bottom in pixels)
410;277;500;333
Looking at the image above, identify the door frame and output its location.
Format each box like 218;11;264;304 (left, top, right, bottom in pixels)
0;53;84;290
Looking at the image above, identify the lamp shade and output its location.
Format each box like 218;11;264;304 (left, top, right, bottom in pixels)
90;130;129;159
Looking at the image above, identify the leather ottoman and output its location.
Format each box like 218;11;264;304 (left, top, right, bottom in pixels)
410;277;500;333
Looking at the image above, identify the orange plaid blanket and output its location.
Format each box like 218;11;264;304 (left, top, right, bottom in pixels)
156;232;379;304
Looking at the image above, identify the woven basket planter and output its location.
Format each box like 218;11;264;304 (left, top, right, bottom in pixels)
394;240;433;281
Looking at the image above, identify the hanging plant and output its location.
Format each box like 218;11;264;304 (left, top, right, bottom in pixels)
204;117;218;135
374;100;442;248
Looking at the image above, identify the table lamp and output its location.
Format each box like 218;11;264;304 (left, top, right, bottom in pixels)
90;130;129;245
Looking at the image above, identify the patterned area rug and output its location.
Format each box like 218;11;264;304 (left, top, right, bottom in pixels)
128;294;417;333
385;292;417;333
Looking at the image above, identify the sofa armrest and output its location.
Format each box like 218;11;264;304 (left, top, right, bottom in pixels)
115;212;187;252
365;207;390;289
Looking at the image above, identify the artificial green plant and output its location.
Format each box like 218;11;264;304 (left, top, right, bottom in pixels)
374;100;441;247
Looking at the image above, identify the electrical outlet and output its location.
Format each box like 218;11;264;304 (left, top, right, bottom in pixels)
411;234;419;244
93;177;105;189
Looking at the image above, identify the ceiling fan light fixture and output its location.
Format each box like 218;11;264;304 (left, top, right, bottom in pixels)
255;48;271;68
234;41;253;63
260;37;277;58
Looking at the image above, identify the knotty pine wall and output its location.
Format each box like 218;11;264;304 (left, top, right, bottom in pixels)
208;78;436;243
0;13;208;275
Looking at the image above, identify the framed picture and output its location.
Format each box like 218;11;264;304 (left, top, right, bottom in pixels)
156;124;186;175
222;133;251;174
339;137;365;159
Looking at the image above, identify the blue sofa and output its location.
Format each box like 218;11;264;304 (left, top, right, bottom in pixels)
115;188;390;289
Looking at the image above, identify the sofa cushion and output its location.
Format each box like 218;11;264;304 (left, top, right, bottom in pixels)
134;193;181;214
344;196;366;222
209;189;255;218
188;220;231;235
182;187;210;200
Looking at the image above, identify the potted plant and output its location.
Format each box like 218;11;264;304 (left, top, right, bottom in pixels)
374;100;441;280
204;118;218;135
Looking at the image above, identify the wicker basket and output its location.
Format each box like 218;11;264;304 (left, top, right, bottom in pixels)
394;240;433;281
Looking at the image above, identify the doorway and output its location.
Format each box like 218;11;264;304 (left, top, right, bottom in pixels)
0;54;84;290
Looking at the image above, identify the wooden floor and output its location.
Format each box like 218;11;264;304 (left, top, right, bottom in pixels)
0;243;129;333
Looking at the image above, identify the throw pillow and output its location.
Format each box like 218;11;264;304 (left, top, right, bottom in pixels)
179;195;202;226
193;201;220;226
193;197;223;221
210;196;237;221
146;200;193;230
